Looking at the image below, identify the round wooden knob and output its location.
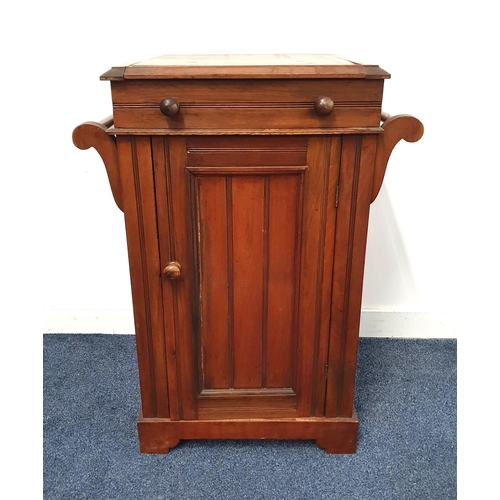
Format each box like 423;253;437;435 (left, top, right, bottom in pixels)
314;96;334;116
160;98;180;117
163;262;181;280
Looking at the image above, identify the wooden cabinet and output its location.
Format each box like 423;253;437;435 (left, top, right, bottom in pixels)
73;55;423;453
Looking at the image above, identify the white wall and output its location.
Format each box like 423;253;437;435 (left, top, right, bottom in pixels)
5;1;496;339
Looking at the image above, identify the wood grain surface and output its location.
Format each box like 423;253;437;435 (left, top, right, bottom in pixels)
74;55;422;453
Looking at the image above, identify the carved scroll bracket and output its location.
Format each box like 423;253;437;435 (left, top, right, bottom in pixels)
72;116;124;212
371;114;424;203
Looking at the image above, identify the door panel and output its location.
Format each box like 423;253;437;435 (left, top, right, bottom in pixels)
265;175;300;388
194;173;303;392
230;175;266;389
155;136;340;419
325;135;378;418
196;175;230;390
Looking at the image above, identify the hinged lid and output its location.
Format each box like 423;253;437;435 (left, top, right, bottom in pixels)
100;54;390;81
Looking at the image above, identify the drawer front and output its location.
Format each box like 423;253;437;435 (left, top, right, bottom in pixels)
111;79;383;132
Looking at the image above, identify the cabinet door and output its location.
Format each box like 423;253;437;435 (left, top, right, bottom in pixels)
152;136;341;420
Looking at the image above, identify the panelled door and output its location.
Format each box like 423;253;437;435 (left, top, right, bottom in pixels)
152;135;341;420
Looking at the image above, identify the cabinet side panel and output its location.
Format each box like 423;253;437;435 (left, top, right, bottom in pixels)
313;137;342;416
326;135;377;418
296;137;332;416
118;136;168;418
166;137;198;420
340;135;377;416
152;137;180;420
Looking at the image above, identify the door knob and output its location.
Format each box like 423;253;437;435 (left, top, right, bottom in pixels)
163;262;181;280
160;98;180;117
314;96;334;116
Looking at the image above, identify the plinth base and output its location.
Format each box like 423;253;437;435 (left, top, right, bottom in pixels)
137;409;358;454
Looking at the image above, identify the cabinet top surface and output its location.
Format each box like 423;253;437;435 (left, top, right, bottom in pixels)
101;54;390;80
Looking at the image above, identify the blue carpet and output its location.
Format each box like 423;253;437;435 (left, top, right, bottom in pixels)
43;335;456;499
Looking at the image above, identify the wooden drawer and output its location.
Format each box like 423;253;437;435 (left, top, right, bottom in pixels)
110;79;384;132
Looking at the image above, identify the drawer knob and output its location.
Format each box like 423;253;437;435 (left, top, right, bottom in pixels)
160;98;180;117
314;96;334;116
163;262;181;280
